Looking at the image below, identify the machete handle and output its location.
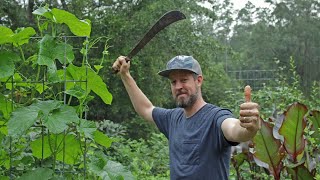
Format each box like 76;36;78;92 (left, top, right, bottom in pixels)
112;57;131;74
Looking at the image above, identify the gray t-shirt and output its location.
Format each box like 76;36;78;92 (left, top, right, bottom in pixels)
152;103;236;180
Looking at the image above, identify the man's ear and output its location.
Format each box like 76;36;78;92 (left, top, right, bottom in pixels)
197;75;203;85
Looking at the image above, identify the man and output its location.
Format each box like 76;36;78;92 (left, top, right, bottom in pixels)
112;55;260;180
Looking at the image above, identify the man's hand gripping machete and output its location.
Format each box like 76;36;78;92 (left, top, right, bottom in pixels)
113;10;186;73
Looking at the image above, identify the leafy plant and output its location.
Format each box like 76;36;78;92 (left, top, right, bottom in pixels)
0;6;133;179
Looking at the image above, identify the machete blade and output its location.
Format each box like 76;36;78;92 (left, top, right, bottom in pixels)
127;10;186;59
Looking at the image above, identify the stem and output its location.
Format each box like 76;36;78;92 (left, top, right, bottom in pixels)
67;95;72;106
37;16;43;37
18;46;26;62
31;65;41;99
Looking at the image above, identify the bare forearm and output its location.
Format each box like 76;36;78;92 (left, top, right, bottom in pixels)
121;72;154;122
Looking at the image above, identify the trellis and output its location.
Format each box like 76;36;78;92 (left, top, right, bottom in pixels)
6;36;90;179
227;69;278;90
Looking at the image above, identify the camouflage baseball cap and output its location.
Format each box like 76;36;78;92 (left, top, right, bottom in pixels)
158;55;202;78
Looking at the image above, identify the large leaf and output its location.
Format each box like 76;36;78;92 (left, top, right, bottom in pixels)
33;7;91;37
287;164;314;180
56;134;82;164
8;100;61;137
11;27;36;46
308;110;320;143
17;168;53;180
278;102;308;161
66;64;112;105
94;130;113;148
8;104;40;137
88;151;134;180
77;119;97;140
52;8;91;37
43;105;79;134
32;6;53;20
0;52;21;79
31;134;82;165
0;26;14;44
0;26;35;46
37;35;74;67
253;118;285;179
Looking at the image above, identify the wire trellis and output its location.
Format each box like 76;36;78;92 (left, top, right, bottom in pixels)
6;36;89;179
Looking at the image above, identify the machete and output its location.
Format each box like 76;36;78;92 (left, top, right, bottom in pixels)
113;10;186;73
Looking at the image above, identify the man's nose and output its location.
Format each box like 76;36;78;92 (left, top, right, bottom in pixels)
174;81;183;89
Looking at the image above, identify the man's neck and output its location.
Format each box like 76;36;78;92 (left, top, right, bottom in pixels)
184;98;206;118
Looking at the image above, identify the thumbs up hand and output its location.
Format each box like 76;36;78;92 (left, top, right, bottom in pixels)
239;85;261;132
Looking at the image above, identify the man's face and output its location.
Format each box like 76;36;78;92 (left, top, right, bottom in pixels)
168;70;201;108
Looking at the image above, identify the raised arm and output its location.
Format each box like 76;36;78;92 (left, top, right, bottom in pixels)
221;85;260;142
112;56;155;123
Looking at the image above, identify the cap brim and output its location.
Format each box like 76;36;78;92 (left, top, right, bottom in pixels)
158;68;197;78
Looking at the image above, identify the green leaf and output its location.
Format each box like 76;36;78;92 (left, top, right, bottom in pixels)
37;35;74;67
31;134;82;165
0;121;8;135
65;85;87;100
35;100;62;116
0;94;13;119
0;52;21;79
94;65;104;72
44;105;79;134
287;164;314;180
77;119;97;140
309;110;320;143
34;83;49;94
17;168;53;180
0;26;35;46
11;27;36;46
8;104;40;137
0;26;14;44
0;148;10;169
0;175;9;180
278;102;308;161
54;42;75;64
104;160;134;180
30;134;55;159
88;151;134;180
67;64;112;105
253;118;285;178
56;134;82;164
88;151;108;176
94;130;113;148
32;6;54;20
52;8;91;37
8;100;61;137
37;35;57;67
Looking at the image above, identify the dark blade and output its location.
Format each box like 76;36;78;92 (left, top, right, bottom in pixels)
127;10;186;59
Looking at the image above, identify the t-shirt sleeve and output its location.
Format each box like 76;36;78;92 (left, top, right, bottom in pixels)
214;108;239;146
152;107;172;138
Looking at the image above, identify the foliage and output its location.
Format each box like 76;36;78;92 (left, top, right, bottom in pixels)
222;58;319;179
0;6;134;179
230;0;320;94
0;0;319;179
107;132;170;180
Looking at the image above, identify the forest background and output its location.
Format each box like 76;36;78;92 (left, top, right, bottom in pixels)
0;0;319;179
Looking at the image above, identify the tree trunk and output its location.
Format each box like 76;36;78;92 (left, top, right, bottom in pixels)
27;0;34;23
60;0;68;10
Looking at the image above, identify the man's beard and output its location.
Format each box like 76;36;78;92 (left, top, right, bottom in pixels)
175;88;199;108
